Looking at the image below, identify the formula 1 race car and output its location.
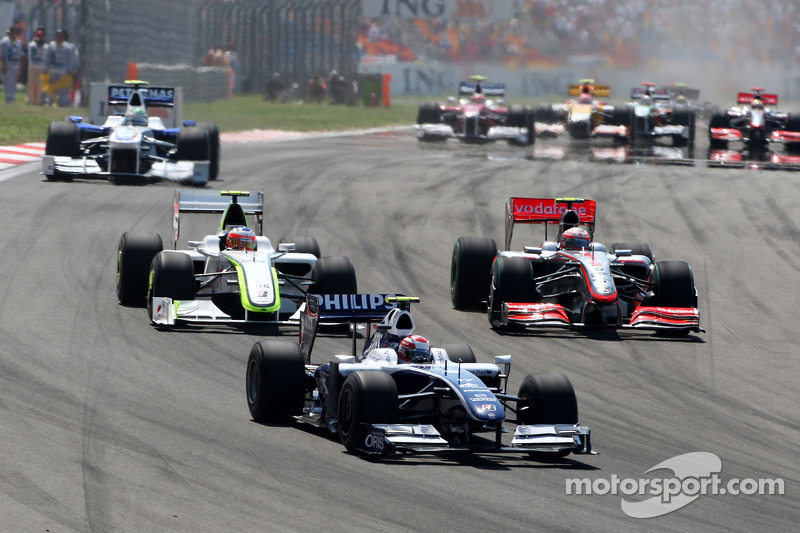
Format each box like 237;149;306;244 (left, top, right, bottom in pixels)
116;190;357;326
42;80;220;184
536;79;629;141
451;197;703;336
622;82;696;147
415;76;534;146
708;88;800;152
246;293;594;458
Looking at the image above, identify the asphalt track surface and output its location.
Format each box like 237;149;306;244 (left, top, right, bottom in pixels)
0;129;798;532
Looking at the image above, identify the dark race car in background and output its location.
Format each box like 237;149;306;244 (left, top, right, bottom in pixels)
451;197;703;336
246;293;594;459
415;77;534;146
621;82;696;148
42;80;220;184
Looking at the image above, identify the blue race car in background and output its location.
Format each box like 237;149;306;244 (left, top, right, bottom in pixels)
42;80;220;184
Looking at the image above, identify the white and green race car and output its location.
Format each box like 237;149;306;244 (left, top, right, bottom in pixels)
116;190;357;326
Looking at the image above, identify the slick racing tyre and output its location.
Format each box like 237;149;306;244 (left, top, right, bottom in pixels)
488;256;534;329
246;340;306;422
175;126;211;163
610;242;654;262
517;372;579;459
195;121;220;180
44;120;81;181
147;251;195;323
652;261;696;308
117;232;163;306
416;101;441;124
507;105;535;146
451;236;497;310
671;110;696;147
609;107;633;143
338;371;398;453
708;113;731;149
312;256;357;294
785;115;800;153
441;344;477;364
279;237;321;258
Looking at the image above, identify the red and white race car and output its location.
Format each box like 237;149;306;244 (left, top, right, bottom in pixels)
415;77;534;146
708;88;800;151
450;197;703;336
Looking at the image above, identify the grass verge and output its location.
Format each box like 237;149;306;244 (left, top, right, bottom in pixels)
0;93;420;145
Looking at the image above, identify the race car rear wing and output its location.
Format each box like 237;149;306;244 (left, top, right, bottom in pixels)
568;83;610;98
458;81;506;97
505;197;596;250
300;294;415;363
89;81;184;127
172;189;264;249
631;86;670;100
663;84;700;101
738;92;778;106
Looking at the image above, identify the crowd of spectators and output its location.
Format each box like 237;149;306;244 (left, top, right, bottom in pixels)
358;0;800;68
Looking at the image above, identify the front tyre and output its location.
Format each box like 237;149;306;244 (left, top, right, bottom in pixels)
488;256;534;329
117;232;163;306
246;340;306;422
147;251;195;323
312;256;357;294
338;371;398;452
517;372;579;459
195;121;220;180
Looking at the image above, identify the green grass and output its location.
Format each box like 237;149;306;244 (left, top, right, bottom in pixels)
0;92;420;145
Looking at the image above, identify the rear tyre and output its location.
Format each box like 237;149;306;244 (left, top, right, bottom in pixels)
653;261;696;308
517;372;579;459
441;344;477;364
338;371;398;452
246;340;306;422
488;256;534;329
279;237;321;258
785;115;800;153
147;251;195;323
196;121;220;180
451;236;497;310
117;232;163;306
312;256;357;294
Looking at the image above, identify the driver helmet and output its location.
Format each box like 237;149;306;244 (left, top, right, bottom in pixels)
559;227;591;250
226;226;257;251
578;93;593;104
398;335;432;363
751;97;764;110
125;107;148;126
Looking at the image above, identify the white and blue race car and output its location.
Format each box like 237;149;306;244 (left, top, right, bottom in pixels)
42;80;219;184
116;190;357;327
246;293;594;458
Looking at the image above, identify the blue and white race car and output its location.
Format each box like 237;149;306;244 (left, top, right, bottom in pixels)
42;80;219;184
116;190;357;327
246;293;594;458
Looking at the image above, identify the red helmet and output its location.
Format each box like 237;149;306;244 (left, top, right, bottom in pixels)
559;227;591;250
226;226;256;250
398;335;432;363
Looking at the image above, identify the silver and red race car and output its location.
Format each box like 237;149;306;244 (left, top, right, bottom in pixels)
415;76;534;146
620;82;696;147
451;197;703;336
708;88;800;152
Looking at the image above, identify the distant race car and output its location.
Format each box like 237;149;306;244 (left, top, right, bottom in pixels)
622;82;696;147
116;190;357;326
246;293;594;458
450;197;703;336
415;76;534;146
708;88;800;152
42;80;220;184
536;79;629;141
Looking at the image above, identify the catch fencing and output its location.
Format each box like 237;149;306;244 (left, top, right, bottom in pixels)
20;0;362;102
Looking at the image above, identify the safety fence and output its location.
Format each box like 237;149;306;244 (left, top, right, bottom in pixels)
18;0;362;102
